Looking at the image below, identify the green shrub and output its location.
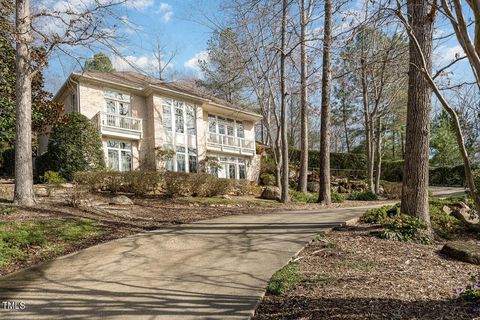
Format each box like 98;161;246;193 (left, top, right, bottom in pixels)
0;148;15;176
331;191;345;203
361;206;397;224
260;173;276;186
348;190;378;201
75;171;162;195
289;190;317;203
37;112;105;181
41;171;66;185
430;165;465;186
380;214;430;244
381;160;404;182
267;262;302;295
429;196;466;239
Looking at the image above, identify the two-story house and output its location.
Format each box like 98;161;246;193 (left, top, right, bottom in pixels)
40;72;262;181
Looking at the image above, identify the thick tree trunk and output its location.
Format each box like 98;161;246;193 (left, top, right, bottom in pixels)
14;0;35;206
318;0;332;204
280;0;289;203
374;117;382;194
297;0;309;193
401;0;435;228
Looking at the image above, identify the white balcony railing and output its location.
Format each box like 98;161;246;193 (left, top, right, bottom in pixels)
93;111;143;139
207;132;255;155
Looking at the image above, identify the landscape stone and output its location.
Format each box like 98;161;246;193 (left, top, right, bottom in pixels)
109;195;134;205
261;186;281;200
441;241;480;265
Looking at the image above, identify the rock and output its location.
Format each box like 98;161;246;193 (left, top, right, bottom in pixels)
59;183;74;188
221;195;231;200
261;186;281;200
307;182;319;193
378;185;385;195
442;205;452;215
338;186;348;193
451;208;479;224
441;241;480;265
109;195;134;205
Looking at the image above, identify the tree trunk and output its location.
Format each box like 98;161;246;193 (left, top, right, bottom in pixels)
297;0;309;193
14;0;35;206
280;0;289;203
318;0;332;204
400;129;405;159
360;55;375;191
374;117;382;194
401;0;435;228
342;101;350;153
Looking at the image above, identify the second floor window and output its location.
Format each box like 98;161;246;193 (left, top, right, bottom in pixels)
163;98;196;135
104;90;131;116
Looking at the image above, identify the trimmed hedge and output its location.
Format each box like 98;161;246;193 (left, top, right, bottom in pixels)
289;149;367;171
74;171;252;197
1;148;15;176
380;160;467;187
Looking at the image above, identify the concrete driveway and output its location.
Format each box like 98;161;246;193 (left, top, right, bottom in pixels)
0;205;378;320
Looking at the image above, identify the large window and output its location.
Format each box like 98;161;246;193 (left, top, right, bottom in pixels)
107;140;132;172
208;155;248;180
161;98;198;173
208;114;244;138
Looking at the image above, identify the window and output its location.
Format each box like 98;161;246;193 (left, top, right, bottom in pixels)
104;90;130;116
107;140;132;172
188;148;197;173
237;122;244;138
207;155;248;180
226;119;234;136
162;104;172;131
175;108;184;133
186;105;196;135
208;115;217;133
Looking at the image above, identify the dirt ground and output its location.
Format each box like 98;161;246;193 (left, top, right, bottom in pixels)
253;224;480;320
0;180;393;276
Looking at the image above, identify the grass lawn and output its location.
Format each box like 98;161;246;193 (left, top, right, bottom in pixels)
182;196;282;207
0;218;106;274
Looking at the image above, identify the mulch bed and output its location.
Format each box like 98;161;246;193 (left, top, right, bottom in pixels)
254;225;480;320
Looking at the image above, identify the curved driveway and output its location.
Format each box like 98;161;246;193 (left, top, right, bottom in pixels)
0;187;464;319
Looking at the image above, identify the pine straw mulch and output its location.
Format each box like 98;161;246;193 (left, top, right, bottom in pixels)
254;225;480;320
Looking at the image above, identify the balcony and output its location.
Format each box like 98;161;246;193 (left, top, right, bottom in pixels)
206;132;255;156
92;111;143;140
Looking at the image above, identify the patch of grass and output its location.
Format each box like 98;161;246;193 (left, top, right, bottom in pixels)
312;233;325;242
0;205;17;215
331;191;345;203
289;190;318;203
303;273;337;288
361;205;398;224
267;262;302;296
348;190;379;201
0;219;104;269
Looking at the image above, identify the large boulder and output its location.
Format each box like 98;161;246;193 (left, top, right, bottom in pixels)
261;186;281;200
109;195;134;205
441;241;480;265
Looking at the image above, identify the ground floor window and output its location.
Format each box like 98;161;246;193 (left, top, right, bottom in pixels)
208;154;248;180
163;144;198;173
107;140;132;172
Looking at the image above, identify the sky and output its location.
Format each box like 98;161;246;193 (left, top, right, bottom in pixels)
43;0;223;93
42;0;474;99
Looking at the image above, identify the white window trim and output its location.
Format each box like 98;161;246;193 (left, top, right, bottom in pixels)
208;154;248;180
208;114;244;138
106;140;133;172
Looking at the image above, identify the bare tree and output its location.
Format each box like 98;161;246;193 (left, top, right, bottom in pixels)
397;0;436;228
280;0;290;202
297;0;315;193
318;0;333;204
395;0;480;215
152;34;178;80
11;0;126;206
